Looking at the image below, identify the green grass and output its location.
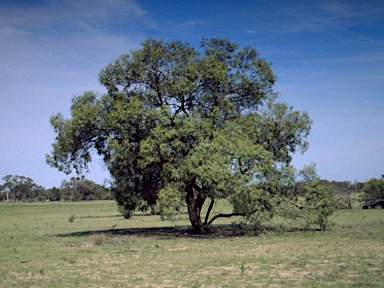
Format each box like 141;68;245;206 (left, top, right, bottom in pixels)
0;201;383;287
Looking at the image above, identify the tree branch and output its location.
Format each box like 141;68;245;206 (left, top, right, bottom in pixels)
206;208;259;227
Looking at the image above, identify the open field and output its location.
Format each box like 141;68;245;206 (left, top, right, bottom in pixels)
0;201;383;287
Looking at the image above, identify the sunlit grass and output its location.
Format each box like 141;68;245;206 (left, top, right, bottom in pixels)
0;201;383;287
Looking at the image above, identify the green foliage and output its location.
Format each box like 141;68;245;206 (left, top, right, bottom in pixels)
47;37;334;233
300;181;336;230
362;177;384;208
117;202;135;219
157;184;183;220
46;187;62;201
363;177;384;199
60;177;112;201
319;179;363;209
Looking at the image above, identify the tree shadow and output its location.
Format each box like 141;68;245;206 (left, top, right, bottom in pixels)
76;212;180;219
57;224;320;240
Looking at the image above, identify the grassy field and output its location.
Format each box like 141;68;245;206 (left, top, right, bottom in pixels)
0;201;383;287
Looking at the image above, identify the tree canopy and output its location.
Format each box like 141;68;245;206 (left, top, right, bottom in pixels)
0;175;45;202
59;177;112;201
47;38;335;233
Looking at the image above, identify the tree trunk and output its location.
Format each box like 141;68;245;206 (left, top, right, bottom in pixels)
186;185;206;234
150;203;158;215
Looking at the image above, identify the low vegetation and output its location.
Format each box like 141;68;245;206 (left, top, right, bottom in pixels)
0;175;112;202
2;174;382;212
0;201;382;287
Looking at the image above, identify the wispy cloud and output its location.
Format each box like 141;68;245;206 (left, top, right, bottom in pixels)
0;26;27;37
1;0;147;27
0;0;149;181
278;0;384;32
0;0;148;82
244;29;258;34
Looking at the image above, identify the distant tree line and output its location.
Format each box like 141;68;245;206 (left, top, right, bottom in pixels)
319;179;364;210
0;175;112;202
1;174;383;209
319;177;384;209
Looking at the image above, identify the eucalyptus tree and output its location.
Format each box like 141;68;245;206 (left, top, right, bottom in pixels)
47;38;334;233
60;177;111;201
1;175;44;202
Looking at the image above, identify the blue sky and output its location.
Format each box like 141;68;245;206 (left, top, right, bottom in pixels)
1;0;383;188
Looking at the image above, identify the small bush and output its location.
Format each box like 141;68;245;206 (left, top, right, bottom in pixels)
68;215;76;223
117;204;133;219
94;236;104;245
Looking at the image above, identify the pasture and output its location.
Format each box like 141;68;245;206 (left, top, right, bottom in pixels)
0;201;383;287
